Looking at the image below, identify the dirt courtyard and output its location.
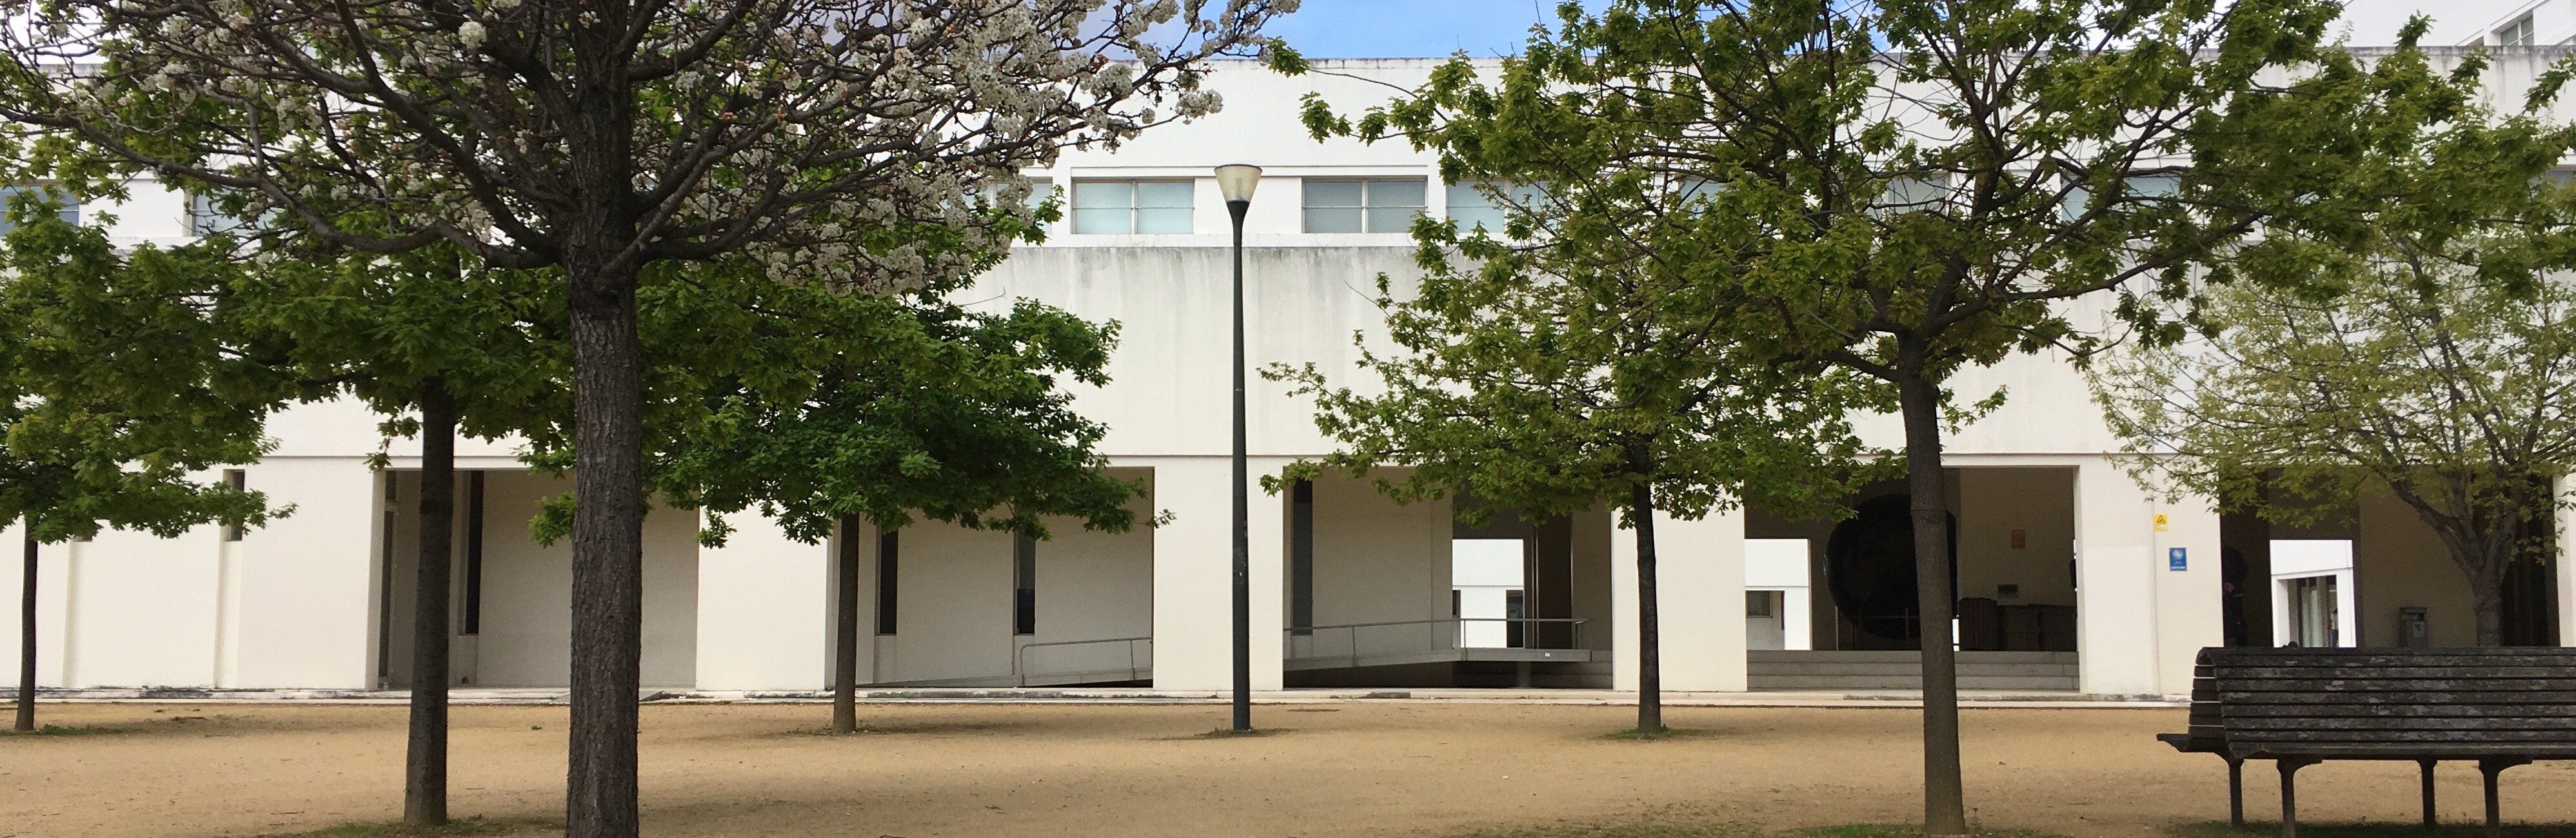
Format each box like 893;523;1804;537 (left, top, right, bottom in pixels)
3;701;2573;838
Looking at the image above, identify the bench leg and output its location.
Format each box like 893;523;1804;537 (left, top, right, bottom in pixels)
2479;757;2533;838
2228;757;2245;830
2279;758;2318;838
2420;759;2437;828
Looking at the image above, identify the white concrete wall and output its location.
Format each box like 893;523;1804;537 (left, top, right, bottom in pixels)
470;471;699;688
2072;459;2223;697
1610;506;1747;692
1150;456;1287;690
695;510;829;691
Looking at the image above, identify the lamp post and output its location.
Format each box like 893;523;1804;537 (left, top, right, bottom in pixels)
1214;163;1260;732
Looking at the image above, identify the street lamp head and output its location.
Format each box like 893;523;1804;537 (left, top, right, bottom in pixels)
1214;164;1262;204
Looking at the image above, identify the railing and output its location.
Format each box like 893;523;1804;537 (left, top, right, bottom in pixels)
1013;636;1152;687
1283;618;1590;668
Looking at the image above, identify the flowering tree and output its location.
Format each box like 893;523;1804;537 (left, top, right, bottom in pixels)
0;1;1290;833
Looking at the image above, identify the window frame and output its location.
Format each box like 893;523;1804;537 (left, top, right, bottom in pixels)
1069;178;1194;235
1303;177;1428;234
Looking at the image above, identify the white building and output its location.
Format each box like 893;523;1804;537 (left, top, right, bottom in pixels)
3;44;2574;701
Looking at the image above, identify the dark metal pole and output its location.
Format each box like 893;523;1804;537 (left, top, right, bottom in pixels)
1229;197;1251;732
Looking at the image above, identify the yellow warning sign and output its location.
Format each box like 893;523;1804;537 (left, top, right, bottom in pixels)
2152;513;2170;532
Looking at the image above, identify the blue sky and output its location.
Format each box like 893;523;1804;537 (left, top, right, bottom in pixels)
1263;0;1610;59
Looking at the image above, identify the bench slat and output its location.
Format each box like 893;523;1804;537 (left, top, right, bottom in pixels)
2213;666;2576;679
2234;730;2576;743
2230;717;2576;732
2221;703;2576;718
2217;690;2576;704
2214;679;2576;691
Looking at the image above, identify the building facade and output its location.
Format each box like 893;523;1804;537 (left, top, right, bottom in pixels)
3;52;2573;701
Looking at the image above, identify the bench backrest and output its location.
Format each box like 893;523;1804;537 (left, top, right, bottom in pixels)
2189;647;2576;758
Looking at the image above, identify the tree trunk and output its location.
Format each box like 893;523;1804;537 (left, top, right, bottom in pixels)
831;514;861;734
15;523;34;732
2468;564;2508;647
565;255;646;838
1897;371;1967;836
405;380;458;824
1629;475;1663;735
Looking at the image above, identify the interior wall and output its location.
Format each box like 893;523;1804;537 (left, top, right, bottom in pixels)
61;525;223;687
1022;468;1158;678
880;519;1013;683
2219;511;2274;646
473;471;700;688
1955;468;2077;609
2355;489;2479;647
1569;505;1614;651
1309;471;1449;630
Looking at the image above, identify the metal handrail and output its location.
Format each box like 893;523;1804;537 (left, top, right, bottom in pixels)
1282;617;1590;665
1013;635;1153;687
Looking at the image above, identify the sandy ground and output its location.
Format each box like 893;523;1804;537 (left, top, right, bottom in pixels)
3;701;2573;838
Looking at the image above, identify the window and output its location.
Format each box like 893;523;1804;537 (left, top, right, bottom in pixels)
1745;590;1776;618
0;186;78;235
2498;12;2536;46
187;192;258;237
462;472;484;636
1071;179;1192;234
1445;181;1544;233
220;470;246;541
1012;533;1036;636
875;531;899;636
1290;478;1314;635
1304;179;1425;233
1872;177;1950;217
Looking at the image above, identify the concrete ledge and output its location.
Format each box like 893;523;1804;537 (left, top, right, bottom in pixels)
1;687;2185;708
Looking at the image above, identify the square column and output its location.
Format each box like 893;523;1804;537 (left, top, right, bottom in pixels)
234;459;381;689
2074;458;2221;697
2557;474;2576;647
1610;505;1748;692
0;520;71;689
694;510;831;691
1150;457;1287;691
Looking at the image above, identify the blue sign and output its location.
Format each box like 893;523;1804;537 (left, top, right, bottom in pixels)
2168;547;2188;571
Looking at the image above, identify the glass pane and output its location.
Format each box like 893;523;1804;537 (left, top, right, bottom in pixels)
1451;206;1507;233
1303;180;1363;208
1304;206;1362;233
1134;180;1193;209
1365;206;1422;233
1071;180;1132;210
2126;175;2181;198
1134;206;1193;234
1365;179;1425;209
1446;182;1492;212
1072;207;1132;235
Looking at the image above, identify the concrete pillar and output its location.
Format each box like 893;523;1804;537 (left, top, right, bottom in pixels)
1610;505;1748;692
2074;458;2221;697
233;458;381;689
0;520;71;689
2557;474;2576;647
1151;456;1287;691
694;510;831;691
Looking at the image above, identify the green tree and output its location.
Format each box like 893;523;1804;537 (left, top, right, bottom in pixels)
0;4;1289;833
0;205;276;732
2092;54;2576;645
635;267;1144;732
1270;171;1887;734
1290;0;2428;830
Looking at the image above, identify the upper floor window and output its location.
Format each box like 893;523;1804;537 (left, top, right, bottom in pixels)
0;186;79;235
188;192;258;237
1305;179;1425;233
1071;179;1192;234
2497;12;2535;46
1446;181;1545;233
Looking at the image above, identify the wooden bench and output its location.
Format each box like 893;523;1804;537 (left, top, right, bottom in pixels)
2159;647;2576;838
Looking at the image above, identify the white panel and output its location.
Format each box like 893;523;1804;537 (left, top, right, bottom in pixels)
694;511;827;691
1744;539;1810;588
2270;540;2356;576
1610;506;1746;692
232;460;377;688
1150;456;1287;691
2074;459;2219;697
1449;539;1523;587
